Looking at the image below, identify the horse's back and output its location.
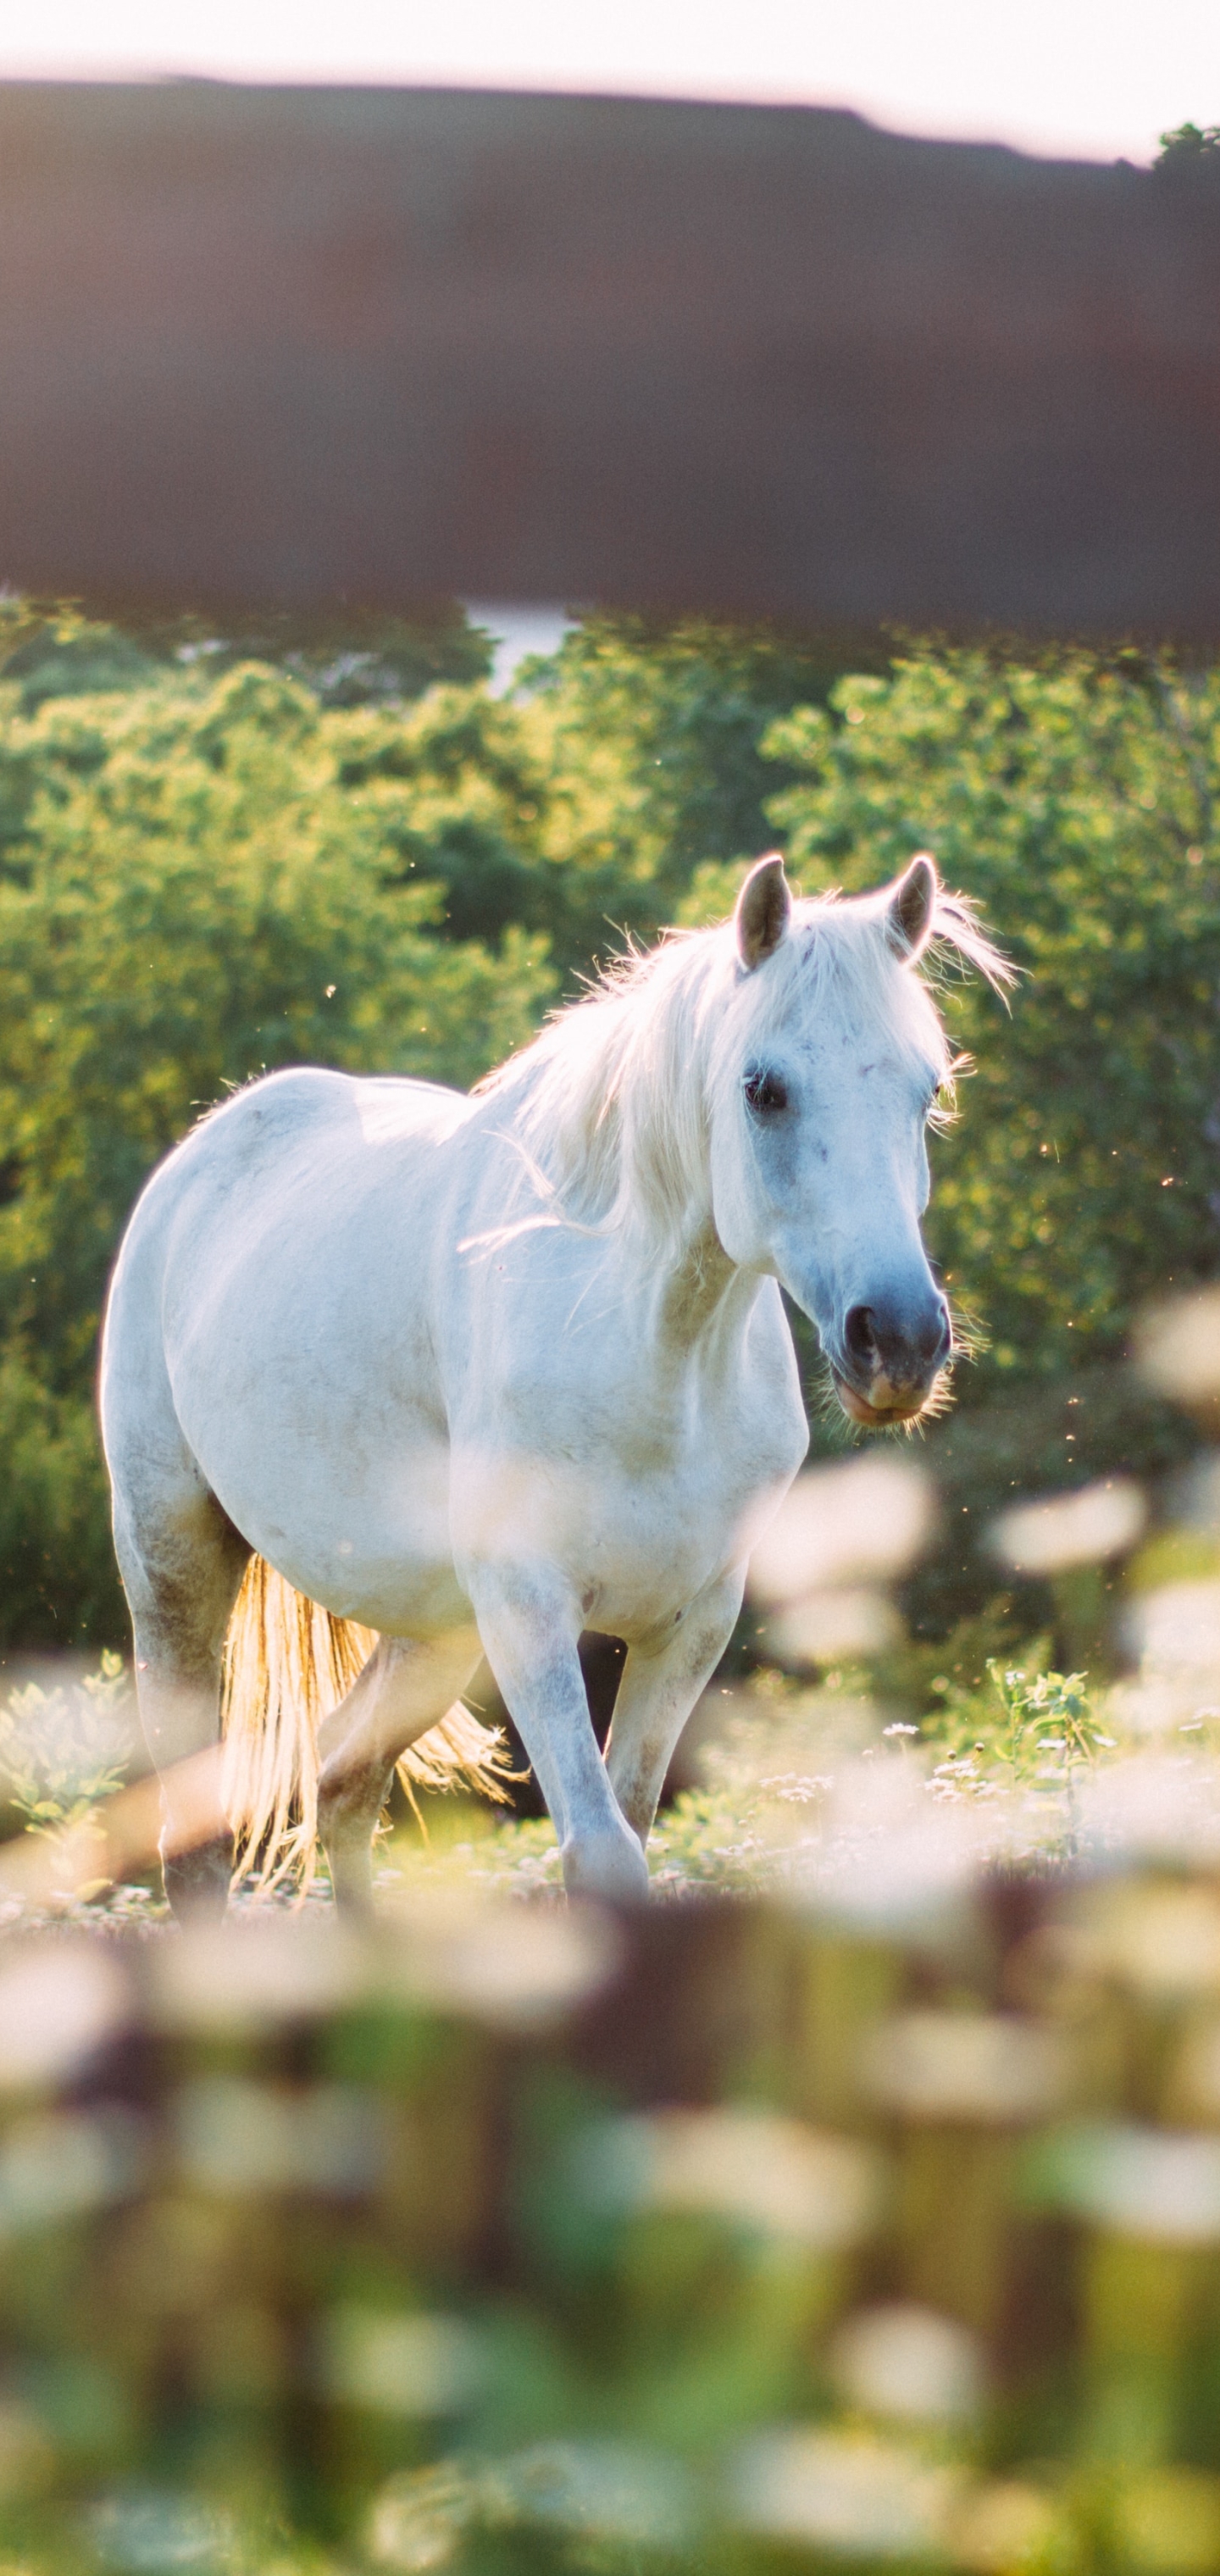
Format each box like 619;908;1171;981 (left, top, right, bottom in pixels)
137;1067;463;1214
113;1068;463;1281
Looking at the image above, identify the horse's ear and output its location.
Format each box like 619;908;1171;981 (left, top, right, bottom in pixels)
735;853;792;970
884;853;939;962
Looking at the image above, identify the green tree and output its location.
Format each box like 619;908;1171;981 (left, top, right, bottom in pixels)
324;681;556;949
516;614;877;973
308;614;869;978
1156;121;1220;169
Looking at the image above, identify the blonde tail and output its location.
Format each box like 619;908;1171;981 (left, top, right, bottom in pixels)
220;1555;514;1899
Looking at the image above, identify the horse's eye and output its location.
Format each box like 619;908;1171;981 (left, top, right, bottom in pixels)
744;1068;789;1114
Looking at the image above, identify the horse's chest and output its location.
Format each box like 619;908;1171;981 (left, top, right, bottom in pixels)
569;1462;740;1629
458;1363;801;1638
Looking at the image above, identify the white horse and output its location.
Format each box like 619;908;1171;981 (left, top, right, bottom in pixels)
99;853;1006;1918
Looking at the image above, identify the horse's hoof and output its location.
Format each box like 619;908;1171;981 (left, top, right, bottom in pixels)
163;1831;233;1925
328;1873;377;1919
320;1834;378;1917
560;1825;650;1907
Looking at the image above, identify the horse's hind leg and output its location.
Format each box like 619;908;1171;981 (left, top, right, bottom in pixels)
112;1473;251;1922
317;1628;481;1913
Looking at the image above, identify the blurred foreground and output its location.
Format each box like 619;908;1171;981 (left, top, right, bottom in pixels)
3;1762;1220;2568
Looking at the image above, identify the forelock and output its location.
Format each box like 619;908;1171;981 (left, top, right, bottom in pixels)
741;894;951;1074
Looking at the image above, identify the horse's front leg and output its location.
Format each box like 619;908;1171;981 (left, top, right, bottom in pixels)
604;1567;746;1847
468;1567;650;1905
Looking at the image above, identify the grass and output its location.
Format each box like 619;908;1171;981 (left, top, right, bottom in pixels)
0;1623;1215;1928
381;1653;1143;1906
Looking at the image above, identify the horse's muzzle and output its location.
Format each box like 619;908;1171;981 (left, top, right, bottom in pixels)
832;1294;952;1427
834;1374;937;1427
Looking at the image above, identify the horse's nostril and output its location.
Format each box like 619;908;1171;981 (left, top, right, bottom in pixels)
844;1304;879;1366
845;1296;950;1384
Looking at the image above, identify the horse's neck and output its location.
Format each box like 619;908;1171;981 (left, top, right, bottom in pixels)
489;1058;761;1356
580;1090;760;1356
642;1213;761;1358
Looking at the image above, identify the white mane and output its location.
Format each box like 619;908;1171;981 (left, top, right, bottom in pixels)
476;880;1009;1258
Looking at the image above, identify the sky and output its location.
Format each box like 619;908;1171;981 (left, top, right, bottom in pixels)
2;0;1216;169
467;605;574;692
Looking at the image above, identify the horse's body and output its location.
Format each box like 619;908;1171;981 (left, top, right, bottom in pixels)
100;855;1004;1914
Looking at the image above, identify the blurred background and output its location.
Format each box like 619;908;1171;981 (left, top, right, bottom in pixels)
0;7;1217;2569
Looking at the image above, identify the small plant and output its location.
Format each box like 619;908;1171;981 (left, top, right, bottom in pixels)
0;1652;132;1838
925;1658;1116;1817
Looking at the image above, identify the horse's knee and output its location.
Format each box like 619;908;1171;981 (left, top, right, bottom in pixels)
606;1740;668;1845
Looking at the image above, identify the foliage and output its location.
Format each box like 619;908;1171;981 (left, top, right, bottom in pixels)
0;1650;132;1837
887;1362;1200;1660
509;613;877;972
321;677;557;952
0;1346;123;1639
1156;120;1220;168
324;614;864;975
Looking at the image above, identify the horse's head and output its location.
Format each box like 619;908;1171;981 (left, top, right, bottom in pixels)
709;852;1001;1429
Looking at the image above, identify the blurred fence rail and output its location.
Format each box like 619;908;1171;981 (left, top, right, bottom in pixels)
0;84;1218;635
